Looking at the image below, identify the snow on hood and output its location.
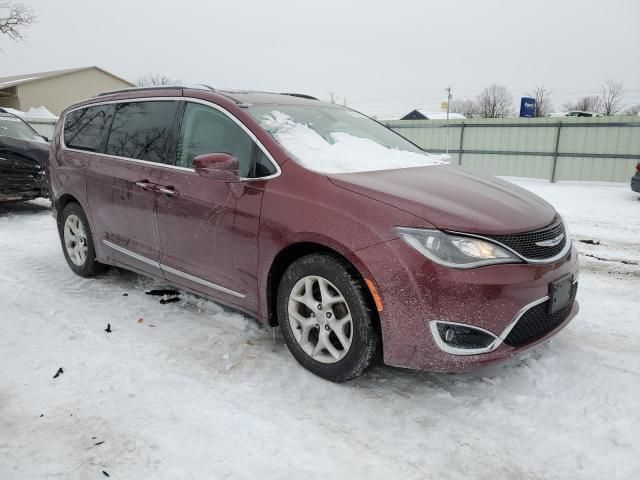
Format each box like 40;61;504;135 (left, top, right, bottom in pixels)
3;106;58;121
259;111;449;174
2;107;26;117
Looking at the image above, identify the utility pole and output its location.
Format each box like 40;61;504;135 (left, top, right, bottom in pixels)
445;86;452;155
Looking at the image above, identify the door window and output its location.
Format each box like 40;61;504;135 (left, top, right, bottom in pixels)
64;105;115;152
105;101;179;164
176;102;276;178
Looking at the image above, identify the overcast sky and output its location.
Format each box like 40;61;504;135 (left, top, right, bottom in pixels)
2;0;639;117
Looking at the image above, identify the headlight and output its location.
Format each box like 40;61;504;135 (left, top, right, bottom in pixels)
394;227;521;269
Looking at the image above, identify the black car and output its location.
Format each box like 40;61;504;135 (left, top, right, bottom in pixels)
632;162;640;195
0;110;50;203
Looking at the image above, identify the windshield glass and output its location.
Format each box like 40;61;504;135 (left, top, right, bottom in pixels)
247;105;447;174
0;115;45;142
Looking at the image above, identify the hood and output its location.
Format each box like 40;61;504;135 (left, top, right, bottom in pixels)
328;165;557;235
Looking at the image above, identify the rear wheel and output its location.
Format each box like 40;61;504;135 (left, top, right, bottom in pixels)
59;203;108;277
277;253;379;382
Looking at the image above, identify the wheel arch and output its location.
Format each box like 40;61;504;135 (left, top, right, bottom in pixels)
266;242;382;344
55;193;82;226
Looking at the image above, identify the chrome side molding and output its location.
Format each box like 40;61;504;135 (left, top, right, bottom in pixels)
161;264;245;298
103;240;161;269
102;240;245;299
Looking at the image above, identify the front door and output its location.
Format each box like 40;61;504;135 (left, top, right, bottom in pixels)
155;101;275;309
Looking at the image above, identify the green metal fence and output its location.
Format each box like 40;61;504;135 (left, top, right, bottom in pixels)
384;116;640;182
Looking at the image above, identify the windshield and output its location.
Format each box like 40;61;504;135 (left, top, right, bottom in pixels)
247;104;447;174
0;115;45;142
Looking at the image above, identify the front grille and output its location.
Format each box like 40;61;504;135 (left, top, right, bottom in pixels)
487;217;567;260
504;283;578;347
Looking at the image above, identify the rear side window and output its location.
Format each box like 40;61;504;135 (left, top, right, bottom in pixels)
105;101;179;164
64;105;115;152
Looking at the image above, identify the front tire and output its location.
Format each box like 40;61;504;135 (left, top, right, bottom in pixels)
59;203;108;277
277;253;380;382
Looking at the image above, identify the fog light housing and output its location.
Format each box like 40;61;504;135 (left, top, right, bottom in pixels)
430;321;499;356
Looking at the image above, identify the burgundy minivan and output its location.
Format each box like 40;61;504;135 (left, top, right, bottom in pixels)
48;86;579;381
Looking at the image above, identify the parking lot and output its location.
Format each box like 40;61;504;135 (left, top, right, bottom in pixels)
1;178;638;480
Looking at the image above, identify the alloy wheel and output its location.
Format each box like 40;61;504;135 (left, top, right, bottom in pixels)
288;275;353;364
63;214;88;266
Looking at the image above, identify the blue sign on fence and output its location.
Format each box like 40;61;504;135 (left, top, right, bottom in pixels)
520;97;536;117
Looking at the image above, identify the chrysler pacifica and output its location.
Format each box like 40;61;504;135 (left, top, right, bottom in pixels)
47;86;579;381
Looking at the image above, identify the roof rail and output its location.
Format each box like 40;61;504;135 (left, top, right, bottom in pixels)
95;84;216;97
280;93;319;100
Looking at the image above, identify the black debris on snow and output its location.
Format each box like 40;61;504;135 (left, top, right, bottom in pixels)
160;297;180;305
145;289;179;296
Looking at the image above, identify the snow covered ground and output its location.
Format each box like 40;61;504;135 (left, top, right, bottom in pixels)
1;178;638;479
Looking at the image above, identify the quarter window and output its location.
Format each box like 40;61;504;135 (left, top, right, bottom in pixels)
105;101;179;164
64;105;115;152
176;102;276;178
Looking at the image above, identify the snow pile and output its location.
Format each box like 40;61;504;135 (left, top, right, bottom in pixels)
24;106;58;120
259;110;449;174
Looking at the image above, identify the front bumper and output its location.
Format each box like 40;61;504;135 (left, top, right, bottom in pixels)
0;170;46;203
0;189;42;203
355;238;580;372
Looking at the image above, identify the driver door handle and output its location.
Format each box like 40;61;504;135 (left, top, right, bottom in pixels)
135;180;158;191
158;186;179;197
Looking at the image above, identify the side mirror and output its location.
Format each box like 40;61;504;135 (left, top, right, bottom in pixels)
193;153;240;182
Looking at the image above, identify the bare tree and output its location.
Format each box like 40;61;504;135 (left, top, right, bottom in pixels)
622;104;640;116
562;96;602;113
136;73;180;87
476;84;513;118
527;86;554;117
449;98;479;118
600;80;625;116
0;1;35;41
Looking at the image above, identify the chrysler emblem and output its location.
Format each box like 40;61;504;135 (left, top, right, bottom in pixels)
535;233;565;247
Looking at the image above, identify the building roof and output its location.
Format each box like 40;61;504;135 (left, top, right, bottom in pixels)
375;112;404;121
0;66;134;89
410;110;466;120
